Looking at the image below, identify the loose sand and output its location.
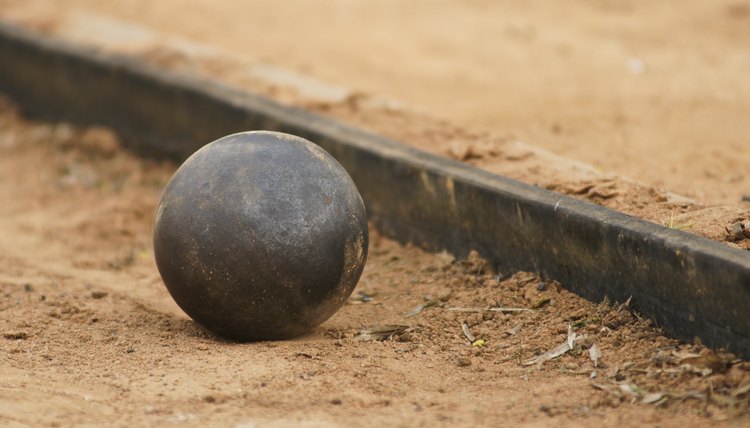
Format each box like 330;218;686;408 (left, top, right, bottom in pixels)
1;2;749;426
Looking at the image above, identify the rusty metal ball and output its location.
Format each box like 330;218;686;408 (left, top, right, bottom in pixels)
153;131;368;341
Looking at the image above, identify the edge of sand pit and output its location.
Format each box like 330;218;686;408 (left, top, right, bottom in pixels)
1;21;749;356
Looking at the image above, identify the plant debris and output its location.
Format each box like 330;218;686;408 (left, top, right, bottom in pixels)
663;212;693;230
522;325;578;366
461;322;475;343
3;331;29;340
355;324;410;341
405;298;439;317
642;392;668;405
447;306;531;313
348;290;375;304
678;350;733;375
589;343;602;368
505;323;523;336
530;297;551;309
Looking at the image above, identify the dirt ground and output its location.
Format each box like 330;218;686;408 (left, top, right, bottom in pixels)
1;101;749;426
2;0;750;206
1;0;749;250
1;1;750;426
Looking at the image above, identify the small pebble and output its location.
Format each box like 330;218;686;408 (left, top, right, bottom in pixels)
727;221;750;241
91;291;108;299
457;357;472;367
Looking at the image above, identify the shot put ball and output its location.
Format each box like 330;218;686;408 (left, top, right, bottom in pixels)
153;131;368;341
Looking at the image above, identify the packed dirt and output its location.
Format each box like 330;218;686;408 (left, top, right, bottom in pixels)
1;1;750;426
1;100;749;426
3;0;750;206
1;0;749;250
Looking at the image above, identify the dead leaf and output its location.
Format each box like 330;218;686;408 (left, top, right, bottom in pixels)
566;325;576;350
523;326;577;366
3;331;28;340
461;322;475;343
672;350;700;360
732;383;750;398
447;306;531;313
348;291;374;304
590;382;623;399
531;297;551;309
589;344;602;368
617;383;640;402
355;325;409;341
642;392;668;405
506;323;523;336
405;299;438;317
679;350;732;375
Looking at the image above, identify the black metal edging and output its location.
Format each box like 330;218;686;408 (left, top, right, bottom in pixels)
1;22;749;355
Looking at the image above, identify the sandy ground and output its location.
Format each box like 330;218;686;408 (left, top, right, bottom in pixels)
1;101;749;426
1;1;750;426
0;0;749;251
2;0;749;206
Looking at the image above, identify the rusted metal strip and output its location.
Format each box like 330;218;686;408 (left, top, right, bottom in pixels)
1;22;748;355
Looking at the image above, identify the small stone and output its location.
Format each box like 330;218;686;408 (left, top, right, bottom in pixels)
727;221;748;241
23;284;33;292
536;282;548;292
457;357;472;367
202;395;216;403
330;398;342;405
91;291;108;299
